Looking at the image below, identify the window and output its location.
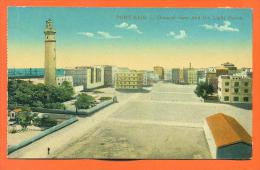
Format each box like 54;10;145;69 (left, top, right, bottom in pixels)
225;88;229;92
233;96;239;101
244;89;249;93
224;96;229;101
234;88;239;93
243;97;249;102
245;82;249;86
225;82;229;86
234;82;239;87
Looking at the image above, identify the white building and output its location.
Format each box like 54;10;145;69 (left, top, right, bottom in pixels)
172;68;180;84
164;69;172;82
147;71;159;83
184;68;197;84
56;76;73;86
218;75;252;103
65;66;104;91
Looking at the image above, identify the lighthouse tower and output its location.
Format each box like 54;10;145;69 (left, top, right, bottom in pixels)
44;19;56;86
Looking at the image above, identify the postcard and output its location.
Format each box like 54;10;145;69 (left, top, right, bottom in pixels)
6;7;253;160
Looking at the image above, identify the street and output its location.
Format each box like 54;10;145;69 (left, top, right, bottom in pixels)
9;82;252;159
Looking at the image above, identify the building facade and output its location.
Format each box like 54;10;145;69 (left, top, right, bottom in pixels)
115;71;144;90
184;68;197;84
147;71;159;83
164;69;172;82
197;69;206;84
153;66;164;80
65;66;104;90
56;76;74;86
103;65;117;87
172;68;180;84
44;19;57;86
218;75;252;103
221;62;237;75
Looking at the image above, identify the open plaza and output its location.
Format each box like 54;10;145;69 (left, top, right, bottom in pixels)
8;82;252;159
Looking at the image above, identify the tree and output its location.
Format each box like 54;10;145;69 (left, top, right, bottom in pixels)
194;82;214;100
75;93;95;109
16;108;33;130
8;80;75;109
45;102;66;109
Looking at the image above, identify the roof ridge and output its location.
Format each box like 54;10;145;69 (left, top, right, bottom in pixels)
222;114;251;145
220;114;241;142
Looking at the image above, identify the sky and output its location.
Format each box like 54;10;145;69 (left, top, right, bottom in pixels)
8;8;252;69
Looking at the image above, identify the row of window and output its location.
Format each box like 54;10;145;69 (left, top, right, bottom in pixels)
117;78;140;80
223;96;249;102
220;88;249;93
117;85;139;89
117;82;140;85
224;82;249;86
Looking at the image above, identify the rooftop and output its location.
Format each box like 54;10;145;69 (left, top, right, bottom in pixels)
206;113;251;148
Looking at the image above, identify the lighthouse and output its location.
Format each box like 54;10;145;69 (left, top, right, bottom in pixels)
44;19;56;86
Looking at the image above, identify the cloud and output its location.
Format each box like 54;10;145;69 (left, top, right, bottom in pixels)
78;31;122;39
115;22;129;29
77;32;95;37
167;30;187;39
115;22;142;34
201;21;239;32
97;31;122;39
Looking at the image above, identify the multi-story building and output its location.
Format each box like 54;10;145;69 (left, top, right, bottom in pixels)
153;66;164;80
172;68;180;84
139;71;152;86
237;68;252;78
147;71;159;83
206;67;229;92
115;71;144;90
164;69;172;82
221;62;237;75
179;68;185;84
218;75;252;103
56;76;73;86
65;66;104;90
103;65;117;87
184;68;197;84
197;69;206;84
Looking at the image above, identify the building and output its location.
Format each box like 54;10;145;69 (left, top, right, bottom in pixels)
236;68;252;78
179;68;185;84
204;113;252;159
139;70;152;86
153;66;164;80
103;65;117;87
218;75;252;103
183;68;197;84
206;68;218;92
65;66;104;90
221;62;237;75
115;71;144;90
147;71;159;83
56;76;74;86
216;67;229;77
172;68;180;84
44;19;57;86
197;69;206;84
164;69;172;82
